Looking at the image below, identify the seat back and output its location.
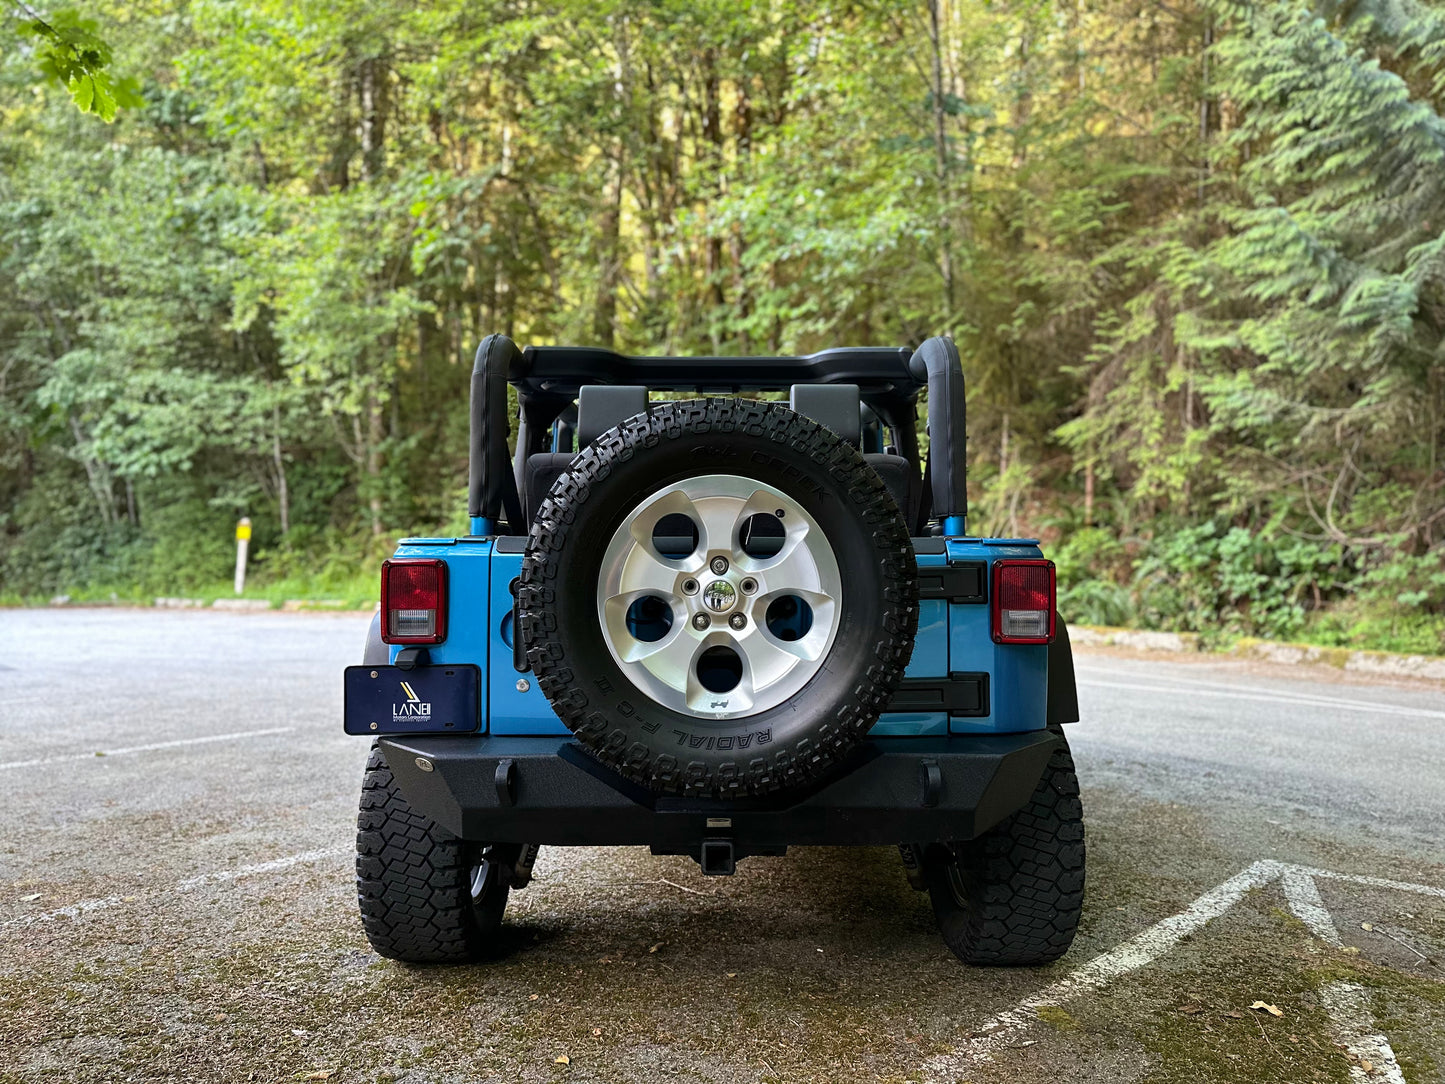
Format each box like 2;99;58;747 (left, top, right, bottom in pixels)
525;385;649;523
790;383;919;529
577;385;649;448
789;383;861;446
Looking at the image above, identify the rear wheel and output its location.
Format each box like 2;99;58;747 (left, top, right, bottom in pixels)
924;724;1085;965
356;746;514;963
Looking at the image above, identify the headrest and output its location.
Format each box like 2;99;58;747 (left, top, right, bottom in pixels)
577;385;648;447
789;383;861;446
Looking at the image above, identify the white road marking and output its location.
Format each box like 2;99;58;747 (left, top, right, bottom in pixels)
1280;867;1342;945
0;727;295;771
1280;870;1408;1083
175;847;347;890
2;846;347;931
1079;667;1394;706
923;860;1282;1072
924;860;1442;1080
1297;865;1445;899
1320;982;1408;1084
1077;678;1445;721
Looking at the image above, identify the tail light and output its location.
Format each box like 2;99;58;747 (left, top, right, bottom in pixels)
381;558;448;644
991;559;1055;644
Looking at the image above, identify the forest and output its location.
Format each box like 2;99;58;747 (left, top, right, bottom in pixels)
3;0;1444;653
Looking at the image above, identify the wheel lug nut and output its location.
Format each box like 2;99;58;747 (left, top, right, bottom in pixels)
692;613;711;631
710;556;729;575
740;578;757;594
682;578;699;595
728;613;746;630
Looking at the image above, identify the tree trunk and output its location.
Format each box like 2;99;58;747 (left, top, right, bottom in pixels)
366;392;384;537
360;54;388;184
358;51;390;539
273;401;290;536
700;48;726;322
69;416;114;526
593;18;629;348
926;0;956;321
730;70;754;352
1198;17;1213;206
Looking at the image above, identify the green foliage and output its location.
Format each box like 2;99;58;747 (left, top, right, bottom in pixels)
1130;523;1346;641
1051;527;1136;627
16;9;142;121
0;0;1441;655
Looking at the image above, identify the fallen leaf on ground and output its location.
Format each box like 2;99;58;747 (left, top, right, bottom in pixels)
1178;1004;1205;1015
1250;1001;1284;1017
726;972;737;978
1362;1060;1373;1073
19;893;41;902
554;1055;570;1065
528;994;539;1001
1361;922;1375;931
1223;1011;1244;1019
591;1028;601;1037
648;942;664;953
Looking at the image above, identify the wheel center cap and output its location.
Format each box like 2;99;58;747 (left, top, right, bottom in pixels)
702;580;736;613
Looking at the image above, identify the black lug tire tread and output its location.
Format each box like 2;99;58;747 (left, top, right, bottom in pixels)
356;746;508;963
927;724;1085;966
519;397;917;799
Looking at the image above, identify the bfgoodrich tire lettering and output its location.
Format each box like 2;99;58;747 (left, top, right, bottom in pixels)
519;398;918;798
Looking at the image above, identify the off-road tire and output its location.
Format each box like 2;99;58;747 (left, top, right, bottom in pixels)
926;724;1085;965
519;397;918;799
356;746;510;963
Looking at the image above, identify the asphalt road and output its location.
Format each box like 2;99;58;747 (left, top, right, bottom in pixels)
1;609;1442;1083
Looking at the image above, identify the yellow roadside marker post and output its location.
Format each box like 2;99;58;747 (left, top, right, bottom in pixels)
234;517;252;596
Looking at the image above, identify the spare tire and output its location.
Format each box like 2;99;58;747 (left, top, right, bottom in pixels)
519;398;918;798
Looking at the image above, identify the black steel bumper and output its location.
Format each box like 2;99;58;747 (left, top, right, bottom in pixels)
379;731;1057;857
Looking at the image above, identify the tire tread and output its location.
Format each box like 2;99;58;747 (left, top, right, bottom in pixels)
519;398;917;798
927;725;1085;965
355;746;506;963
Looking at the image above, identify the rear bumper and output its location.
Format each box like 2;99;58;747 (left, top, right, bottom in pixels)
378;731;1057;856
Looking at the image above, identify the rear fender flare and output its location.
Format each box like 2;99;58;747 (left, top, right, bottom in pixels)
1046;615;1079;724
363;611;388;667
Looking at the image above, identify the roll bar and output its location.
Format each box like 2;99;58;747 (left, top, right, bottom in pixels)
467;335;526;532
468;335;967;534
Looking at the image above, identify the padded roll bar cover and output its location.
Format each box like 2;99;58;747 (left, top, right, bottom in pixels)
909;336;968;521
469;334;528;528
789;383;862;446
577;385;649;448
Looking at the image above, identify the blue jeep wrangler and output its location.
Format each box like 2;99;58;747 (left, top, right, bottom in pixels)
348;334;1084;965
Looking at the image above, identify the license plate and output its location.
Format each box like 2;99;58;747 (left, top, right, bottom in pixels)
343;664;481;736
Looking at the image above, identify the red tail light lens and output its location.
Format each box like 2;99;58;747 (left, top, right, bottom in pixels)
381;558;447;644
991;559;1056;644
